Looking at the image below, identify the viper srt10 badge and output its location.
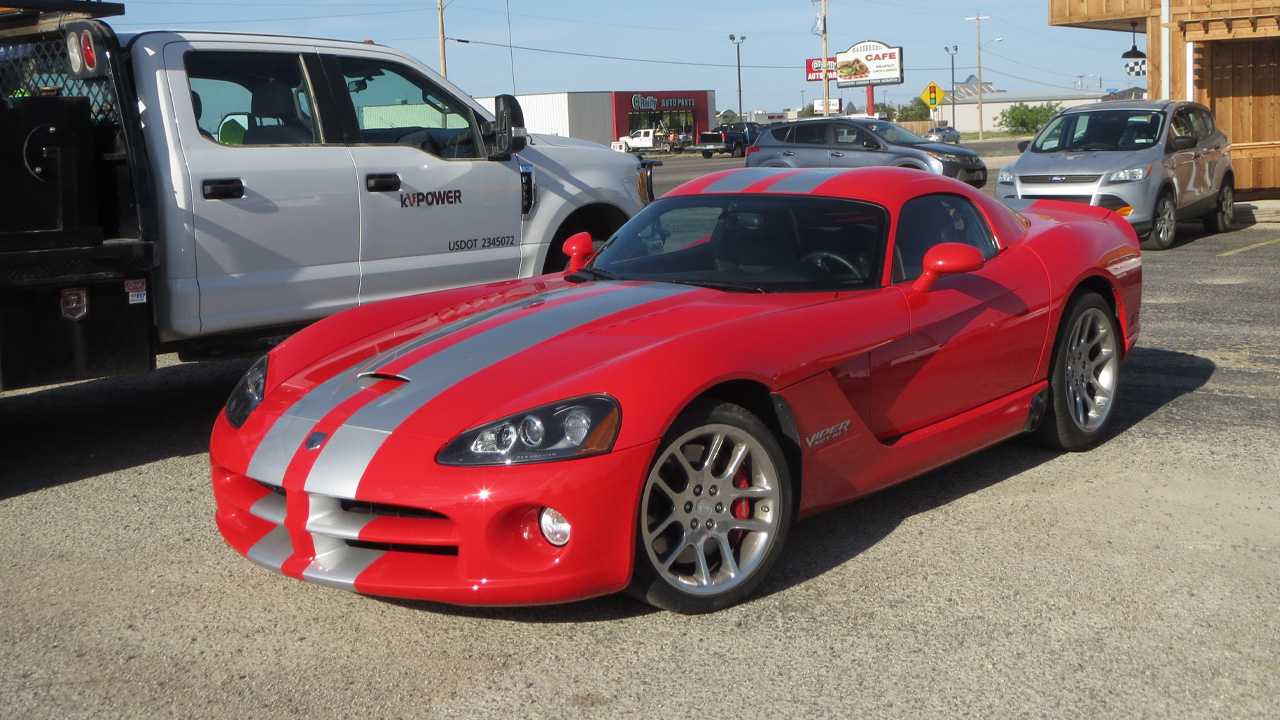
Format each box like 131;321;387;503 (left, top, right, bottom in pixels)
61;288;88;321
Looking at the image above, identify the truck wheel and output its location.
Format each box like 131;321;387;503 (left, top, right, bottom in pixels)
731;145;745;158
701;151;713;159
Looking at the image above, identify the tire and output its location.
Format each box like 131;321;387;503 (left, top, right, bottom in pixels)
630;400;792;614
1141;191;1177;250
731;144;745;158
1201;179;1234;234
701;150;713;159
1035;292;1122;451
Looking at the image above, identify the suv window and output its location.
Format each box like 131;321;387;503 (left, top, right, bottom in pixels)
834;124;872;147
1032;110;1165;153
792;122;828;145
893;194;998;283
1171;108;1197;139
186;52;322;146
1189;107;1216;139
336;57;483;159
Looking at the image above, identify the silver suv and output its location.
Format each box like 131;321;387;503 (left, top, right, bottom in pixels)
997;100;1233;250
746;117;987;188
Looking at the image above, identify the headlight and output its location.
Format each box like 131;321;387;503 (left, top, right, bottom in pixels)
926;150;961;163
225;355;268;429
438;395;621;466
997;167;1015;184
1108;165;1150;183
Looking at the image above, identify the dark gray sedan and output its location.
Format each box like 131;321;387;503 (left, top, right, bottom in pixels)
746;118;986;188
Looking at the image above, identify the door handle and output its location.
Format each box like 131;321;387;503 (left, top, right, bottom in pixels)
366;173;401;192
782;151;795;156
830;151;844;158
202;178;244;200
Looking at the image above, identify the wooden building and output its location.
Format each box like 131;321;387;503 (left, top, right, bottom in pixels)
1050;0;1280;197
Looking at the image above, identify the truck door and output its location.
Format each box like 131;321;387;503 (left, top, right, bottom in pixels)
326;54;522;305
170;45;360;337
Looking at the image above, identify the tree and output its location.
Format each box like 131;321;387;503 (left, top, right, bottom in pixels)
996;102;1062;135
798;104;817;118
896;97;932;122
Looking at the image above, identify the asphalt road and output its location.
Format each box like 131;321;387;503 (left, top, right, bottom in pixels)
3;219;1278;718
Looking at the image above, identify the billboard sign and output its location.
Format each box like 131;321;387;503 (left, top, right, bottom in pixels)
806;57;837;82
835;40;904;88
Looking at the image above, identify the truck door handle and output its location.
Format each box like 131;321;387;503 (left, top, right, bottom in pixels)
202;178;244;200
366;173;401;192
782;151;795;156
830;151;844;158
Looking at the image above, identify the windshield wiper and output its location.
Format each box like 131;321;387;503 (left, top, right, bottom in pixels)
664;279;765;293
564;267;620;284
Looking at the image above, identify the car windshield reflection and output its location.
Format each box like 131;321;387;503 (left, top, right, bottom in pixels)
586;194;888;293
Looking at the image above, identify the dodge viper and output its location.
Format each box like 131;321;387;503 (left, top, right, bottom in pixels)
211;167;1142;614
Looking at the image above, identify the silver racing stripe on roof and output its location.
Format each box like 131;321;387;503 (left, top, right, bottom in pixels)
699;168;790;194
246;283;600;488
303;282;696;498
763;168;847;194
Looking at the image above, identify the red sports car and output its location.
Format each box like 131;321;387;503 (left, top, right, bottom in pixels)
211;167;1142;614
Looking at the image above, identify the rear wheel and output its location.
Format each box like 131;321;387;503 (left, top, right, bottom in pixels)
701;150;713;159
630;400;792;614
1141;191;1177;250
731;144;745;158
1202;179;1235;234
1036;292;1121;451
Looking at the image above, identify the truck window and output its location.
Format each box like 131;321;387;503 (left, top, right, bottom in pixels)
335;57;482;159
185;52;322;146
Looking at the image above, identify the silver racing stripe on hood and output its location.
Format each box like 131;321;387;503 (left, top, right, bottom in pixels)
246;283;600;488
250;282;695;497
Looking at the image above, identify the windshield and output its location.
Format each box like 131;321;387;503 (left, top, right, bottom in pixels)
1031;110;1165;152
859;121;927;145
586;194;888;293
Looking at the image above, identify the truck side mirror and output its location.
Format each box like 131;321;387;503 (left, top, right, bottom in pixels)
489;94;527;159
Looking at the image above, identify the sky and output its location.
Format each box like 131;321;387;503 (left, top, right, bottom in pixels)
109;0;1149;113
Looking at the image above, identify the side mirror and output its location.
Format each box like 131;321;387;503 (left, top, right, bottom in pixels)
912;242;985;293
563;231;594;272
490;94;527;159
1017;140;1031;153
1171;135;1198;151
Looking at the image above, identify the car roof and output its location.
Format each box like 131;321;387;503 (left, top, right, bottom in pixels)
1058;99;1195;115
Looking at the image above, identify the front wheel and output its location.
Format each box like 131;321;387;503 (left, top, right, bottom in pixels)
1141;191;1177;250
1035;292;1122;451
630;400;792;614
1202;180;1235;234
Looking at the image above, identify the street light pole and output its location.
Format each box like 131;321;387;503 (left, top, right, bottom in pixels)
966;12;989;140
944;45;957;128
729;34;746;121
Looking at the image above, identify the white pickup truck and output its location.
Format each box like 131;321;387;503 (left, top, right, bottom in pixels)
0;1;653;392
614;128;666;153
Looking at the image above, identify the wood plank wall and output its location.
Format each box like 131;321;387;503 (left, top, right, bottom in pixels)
1203;38;1280;196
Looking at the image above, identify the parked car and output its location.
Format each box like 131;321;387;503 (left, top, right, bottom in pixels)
923;126;962;143
746;117;987;188
212;167;1141;614
688;122;762;158
997;100;1234;250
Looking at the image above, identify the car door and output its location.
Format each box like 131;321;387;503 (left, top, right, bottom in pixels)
327;52;523;305
1190;105;1229;203
830;123;891;169
865;193;1051;439
175;44;360;336
783;122;833;167
1168;106;1202;210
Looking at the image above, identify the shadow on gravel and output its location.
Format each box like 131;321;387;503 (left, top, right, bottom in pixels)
0;356;252;500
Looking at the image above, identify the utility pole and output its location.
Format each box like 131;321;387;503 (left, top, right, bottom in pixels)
819;0;830;116
437;0;447;77
966;11;989;140
944;45;958;128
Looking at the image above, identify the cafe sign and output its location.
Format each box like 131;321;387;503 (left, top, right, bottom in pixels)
834;40;904;88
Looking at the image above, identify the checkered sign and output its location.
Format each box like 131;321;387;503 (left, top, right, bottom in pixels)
1125;59;1148;77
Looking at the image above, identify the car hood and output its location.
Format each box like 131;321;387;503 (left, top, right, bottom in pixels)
251;279;837;463
912;141;978;157
1009;148;1158;175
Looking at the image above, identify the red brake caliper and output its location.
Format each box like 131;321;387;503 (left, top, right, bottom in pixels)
729;463;751;548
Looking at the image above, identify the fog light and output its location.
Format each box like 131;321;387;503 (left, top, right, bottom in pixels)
539;507;571;546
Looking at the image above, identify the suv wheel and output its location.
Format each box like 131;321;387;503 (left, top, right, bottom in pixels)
1201;180;1235;234
1141;191;1177;251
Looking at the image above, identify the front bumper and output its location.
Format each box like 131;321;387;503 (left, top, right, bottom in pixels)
941;159;987;188
997;175;1155;226
212;413;659;606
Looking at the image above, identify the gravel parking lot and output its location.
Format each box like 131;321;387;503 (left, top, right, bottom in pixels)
2;202;1277;719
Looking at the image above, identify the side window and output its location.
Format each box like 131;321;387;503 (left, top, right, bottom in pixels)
834;124;868;147
770;125;793;143
1171;109;1196;139
185;51;321;146
336;57;482;159
792;122;827;145
1190;107;1216;139
892;194;999;283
